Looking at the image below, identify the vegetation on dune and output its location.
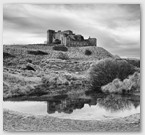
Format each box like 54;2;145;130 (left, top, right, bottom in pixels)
101;72;140;94
124;58;140;68
3;71;89;99
41;72;88;89
15;71;88;97
57;52;69;60
40;59;92;73
27;50;48;55
53;45;68;52
85;49;92;56
3;73;41;99
88;58;137;91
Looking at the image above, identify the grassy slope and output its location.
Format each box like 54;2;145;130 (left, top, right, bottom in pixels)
3;45;113;60
3;45;114;75
3;45;140;98
3;45;114;99
3;109;140;132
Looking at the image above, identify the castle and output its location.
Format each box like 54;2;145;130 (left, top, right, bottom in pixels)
47;29;97;47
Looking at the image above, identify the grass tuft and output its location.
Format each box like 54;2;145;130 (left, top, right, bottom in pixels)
53;45;68;52
27;50;48;55
3;52;15;59
57;52;69;60
85;49;92;56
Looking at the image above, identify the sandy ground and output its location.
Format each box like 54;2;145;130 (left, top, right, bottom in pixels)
3;109;140;132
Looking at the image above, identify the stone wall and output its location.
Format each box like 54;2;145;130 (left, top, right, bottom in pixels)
66;40;96;47
67;41;89;47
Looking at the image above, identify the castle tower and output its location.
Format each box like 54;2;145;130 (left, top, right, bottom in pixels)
47;30;55;45
88;37;97;46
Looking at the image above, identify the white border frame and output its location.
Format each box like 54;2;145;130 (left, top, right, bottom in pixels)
1;0;144;135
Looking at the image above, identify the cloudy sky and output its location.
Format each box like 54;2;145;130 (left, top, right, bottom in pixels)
3;4;140;58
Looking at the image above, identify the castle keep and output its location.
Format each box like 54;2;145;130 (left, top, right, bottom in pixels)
47;30;97;47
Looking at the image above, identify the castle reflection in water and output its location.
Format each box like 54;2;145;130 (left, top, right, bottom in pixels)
47;93;140;114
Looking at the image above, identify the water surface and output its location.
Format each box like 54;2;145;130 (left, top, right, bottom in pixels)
3;93;140;120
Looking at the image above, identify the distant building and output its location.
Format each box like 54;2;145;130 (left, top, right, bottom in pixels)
47;29;97;47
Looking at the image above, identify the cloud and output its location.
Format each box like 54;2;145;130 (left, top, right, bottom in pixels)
3;4;140;58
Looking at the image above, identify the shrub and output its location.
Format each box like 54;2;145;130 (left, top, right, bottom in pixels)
41;72;87;89
101;78;123;93
57;52;69;60
41;73;68;88
53;45;68;52
124;58;140;68
27;50;48;55
88;58;136;91
28;86;48;96
26;59;32;63
123;72;140;92
24;65;35;71
3;52;15;59
85;49;92;56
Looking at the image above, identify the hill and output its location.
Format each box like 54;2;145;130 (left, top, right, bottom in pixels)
3;45;114;60
3;44;114;100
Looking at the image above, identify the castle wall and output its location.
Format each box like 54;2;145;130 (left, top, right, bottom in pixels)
47;29;97;47
54;32;67;46
88;38;96;46
62;36;67;46
67;40;89;47
54;32;61;41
